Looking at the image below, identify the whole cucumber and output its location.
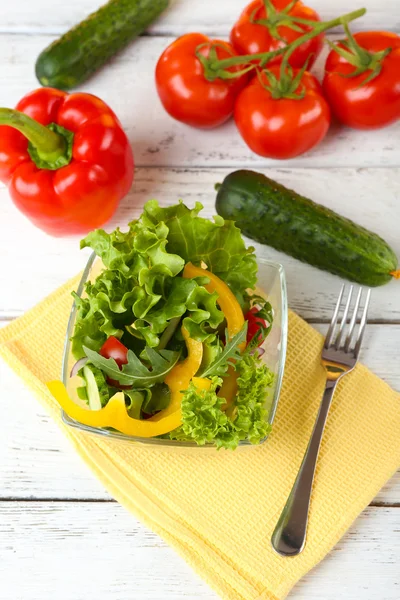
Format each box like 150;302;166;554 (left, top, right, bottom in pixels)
215;170;399;287
36;0;169;90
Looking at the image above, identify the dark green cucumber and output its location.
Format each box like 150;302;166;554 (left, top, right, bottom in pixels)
36;0;169;90
215;170;399;287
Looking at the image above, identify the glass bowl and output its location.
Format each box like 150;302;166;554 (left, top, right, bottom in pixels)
61;254;288;448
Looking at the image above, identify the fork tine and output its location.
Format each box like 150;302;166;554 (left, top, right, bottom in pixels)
335;285;353;349
324;284;345;349
344;287;362;352
353;289;371;358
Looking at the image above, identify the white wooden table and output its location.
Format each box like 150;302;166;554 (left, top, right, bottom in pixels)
1;1;399;598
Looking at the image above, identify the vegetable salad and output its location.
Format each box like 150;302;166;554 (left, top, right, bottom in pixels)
68;201;274;449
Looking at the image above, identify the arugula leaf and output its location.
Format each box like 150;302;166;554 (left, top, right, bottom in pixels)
142;200;257;305
201;323;248;378
83;345;181;388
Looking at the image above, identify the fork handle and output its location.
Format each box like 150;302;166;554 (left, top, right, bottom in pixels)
271;380;338;556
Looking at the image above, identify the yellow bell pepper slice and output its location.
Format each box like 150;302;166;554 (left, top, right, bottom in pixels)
47;327;203;437
147;327;203;422
183;263;246;407
183;262;245;338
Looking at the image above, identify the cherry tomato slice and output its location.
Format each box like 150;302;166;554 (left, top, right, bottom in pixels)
100;336;129;388
245;307;267;346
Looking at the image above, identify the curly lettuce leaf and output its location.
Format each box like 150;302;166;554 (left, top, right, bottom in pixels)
72;202;239;358
168;352;273;449
234;352;274;445
134;277;224;347
142;200;257;304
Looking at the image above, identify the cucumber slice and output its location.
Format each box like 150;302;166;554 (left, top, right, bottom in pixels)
83;365;109;410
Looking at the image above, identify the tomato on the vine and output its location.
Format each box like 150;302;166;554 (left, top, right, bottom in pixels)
230;0;323;69
323;31;400;130
245;307;267;346
155;33;249;129
234;67;330;159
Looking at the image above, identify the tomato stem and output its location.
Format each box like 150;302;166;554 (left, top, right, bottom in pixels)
0;108;73;170
279;8;366;75
254;0;313;40
328;22;392;85
200;7;366;80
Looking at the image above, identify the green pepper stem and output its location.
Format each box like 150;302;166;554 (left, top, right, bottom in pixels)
207;7;366;72
0;108;67;163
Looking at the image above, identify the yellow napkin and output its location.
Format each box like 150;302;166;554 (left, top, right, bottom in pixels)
1;275;400;600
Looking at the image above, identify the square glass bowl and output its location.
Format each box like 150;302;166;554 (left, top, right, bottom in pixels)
61;254;288;448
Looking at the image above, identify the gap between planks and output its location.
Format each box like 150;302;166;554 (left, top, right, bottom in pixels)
2;316;400;325
0;497;399;507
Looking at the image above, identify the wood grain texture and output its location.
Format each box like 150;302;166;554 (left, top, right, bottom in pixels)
0;323;398;503
1;502;399;600
1;168;399;320
1;0;400;595
1;34;400;169
1;0;399;35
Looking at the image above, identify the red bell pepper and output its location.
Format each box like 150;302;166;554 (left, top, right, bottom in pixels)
0;88;134;236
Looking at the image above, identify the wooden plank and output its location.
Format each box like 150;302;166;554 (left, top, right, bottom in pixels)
0;501;399;600
1;0;399;35
0;324;398;502
1;33;400;169
0;167;399;321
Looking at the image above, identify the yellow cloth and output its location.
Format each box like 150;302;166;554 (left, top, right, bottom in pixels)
1;275;399;600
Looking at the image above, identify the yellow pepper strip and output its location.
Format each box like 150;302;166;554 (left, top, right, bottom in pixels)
182;263;246;408
192;377;212;391
46;327;203;437
183;262;245;338
147;327;203;422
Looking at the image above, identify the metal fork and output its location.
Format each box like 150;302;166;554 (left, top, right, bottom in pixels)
271;285;371;557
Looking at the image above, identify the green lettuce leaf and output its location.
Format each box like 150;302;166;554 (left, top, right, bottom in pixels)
124;389;151;419
142;383;171;415
142;200;257;305
233;352;274;444
167;352;273;449
72;201;240;358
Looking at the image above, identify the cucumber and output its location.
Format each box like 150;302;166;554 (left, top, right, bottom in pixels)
83;365;109;409
215;170;399;287
36;0;169;90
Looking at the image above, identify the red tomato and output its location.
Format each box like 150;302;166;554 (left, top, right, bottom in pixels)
323;31;400;130
234;67;330;159
100;336;128;367
155;33;248;129
100;336;129;388
245;307;267;346
230;0;323;69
